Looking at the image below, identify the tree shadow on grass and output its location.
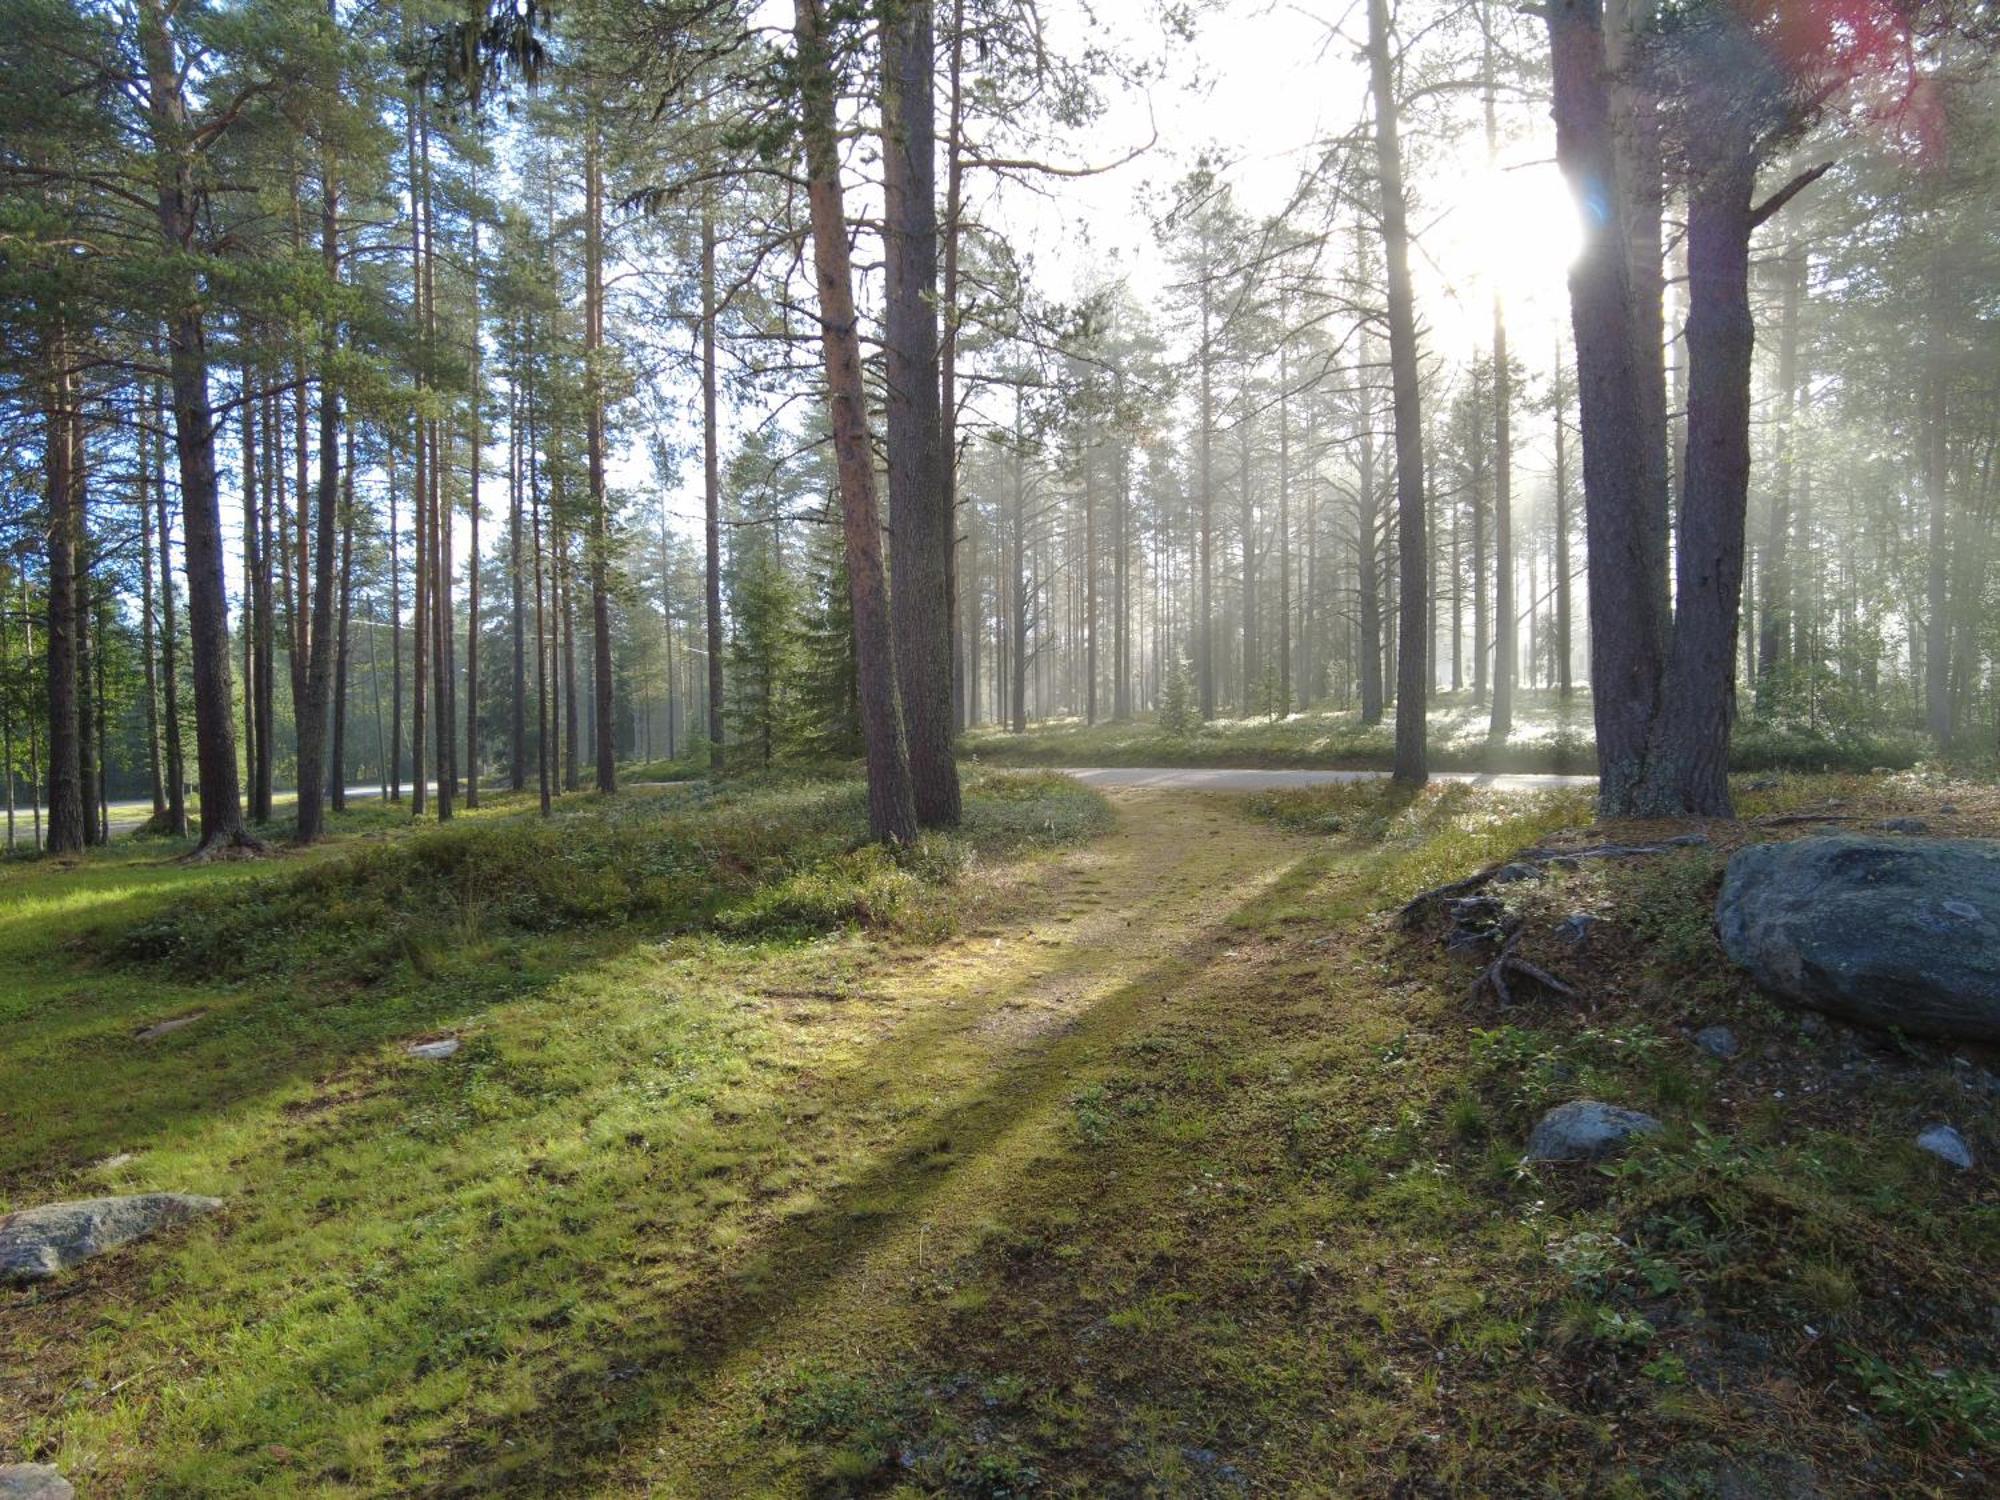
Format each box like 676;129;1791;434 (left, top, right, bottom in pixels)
423;845;1334;1497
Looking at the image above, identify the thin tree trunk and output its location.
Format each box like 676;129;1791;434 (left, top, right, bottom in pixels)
329;428;354;810
43;344;85;856
1368;0;1428;785
701;206;725;772
583;116;615;795
1552;347;1574;700
140;430;165;818
294;117;341;845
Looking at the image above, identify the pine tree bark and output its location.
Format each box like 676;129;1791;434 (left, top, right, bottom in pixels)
795;0;919;843
294;129;341;845
1634;138;1758;817
701;206;725;772
1368;0;1429;785
329;431;354;810
138;0;256;855
882;0;961;825
584;117;616;795
154;391;188;835
42;346;85;856
1546;0;1665;815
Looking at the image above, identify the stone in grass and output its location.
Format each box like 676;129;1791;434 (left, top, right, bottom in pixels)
0;1465;73;1500
1490;862;1542;885
1875;817;1929;834
0;1194;221;1285
405;1037;461;1060
1555;912;1599;947
1916;1123;1974;1170
135;1011;205;1042
1693;1024;1740;1060
1717;836;2000;1043
1525;1100;1664;1163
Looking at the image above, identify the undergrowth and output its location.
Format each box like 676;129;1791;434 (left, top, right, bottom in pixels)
117;770;1110;982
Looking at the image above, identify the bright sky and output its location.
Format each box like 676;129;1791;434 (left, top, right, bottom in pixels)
645;0;1586;538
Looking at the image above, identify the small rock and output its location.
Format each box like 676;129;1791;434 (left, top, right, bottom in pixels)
1916;1124;1974;1170
93;1153;136;1172
1938;804;1959;815
0;1465;73;1500
135;1012;205;1041
1525;1100;1664;1162
0;1193;222;1284
1490;862;1541;885
1745;777;1780;792
1555;912;1599;947
1875;817;1929;834
1694;1024;1740;1060
405;1037;461;1060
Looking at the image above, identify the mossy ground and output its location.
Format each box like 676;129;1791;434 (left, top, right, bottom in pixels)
1;768;1993;1496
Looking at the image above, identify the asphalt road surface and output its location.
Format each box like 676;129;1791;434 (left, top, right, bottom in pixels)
1052;767;1597;794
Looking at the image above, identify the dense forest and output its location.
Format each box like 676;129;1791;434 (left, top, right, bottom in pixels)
0;0;1996;848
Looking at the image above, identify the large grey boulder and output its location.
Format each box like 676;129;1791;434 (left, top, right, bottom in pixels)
0;1465;73;1500
1525;1100;1663;1162
1716;836;2000;1043
0;1193;221;1285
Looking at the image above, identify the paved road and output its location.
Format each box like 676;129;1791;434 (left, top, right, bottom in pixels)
1053;766;1597;794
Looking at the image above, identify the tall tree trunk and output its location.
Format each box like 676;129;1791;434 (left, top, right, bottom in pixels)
1546;0;1666;815
43;346;86;856
1197;255;1216;721
562;530;579;792
294;125;341;845
388;446;403;801
329;429;354;810
1636;142;1758;817
795;0;919;843
1278;337;1292;714
583;116;616;795
1368;0;1428;785
1484;1;1514;738
883;0;961;825
466;213;485;808
531;437;551;816
1923;262;1951;747
701;206;725;772
1357;357;1384;726
154;390;188;836
1552;347;1574;700
510;384;526;790
943;0;968;730
138;0;255;854
140;425;166;818
1755;246;1803;706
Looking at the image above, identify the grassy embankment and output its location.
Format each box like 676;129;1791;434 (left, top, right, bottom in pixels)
965;688;1933;776
3;766;1994;1496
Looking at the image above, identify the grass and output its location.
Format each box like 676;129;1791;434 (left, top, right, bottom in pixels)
2;765;1993;1496
964;688;1932;776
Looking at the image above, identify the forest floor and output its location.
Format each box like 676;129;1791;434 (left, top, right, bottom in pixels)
965;689;1932;778
1;768;1994;1496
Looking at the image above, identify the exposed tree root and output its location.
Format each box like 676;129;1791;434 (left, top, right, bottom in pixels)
1470;930;1581;1007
